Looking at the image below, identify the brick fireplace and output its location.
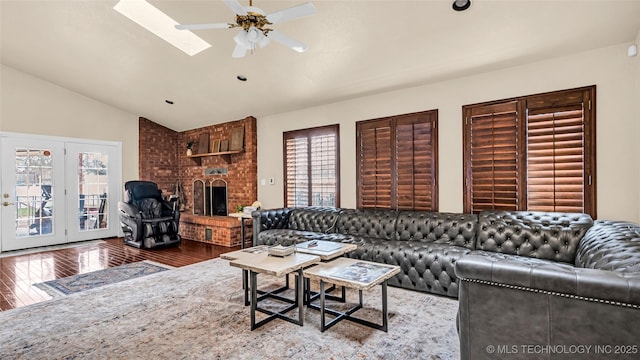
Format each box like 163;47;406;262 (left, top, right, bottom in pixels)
138;116;257;247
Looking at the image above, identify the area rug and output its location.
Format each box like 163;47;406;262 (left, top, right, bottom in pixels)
0;258;460;359
34;260;172;297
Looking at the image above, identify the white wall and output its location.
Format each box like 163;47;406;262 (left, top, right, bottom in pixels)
257;43;640;222
0;64;139;184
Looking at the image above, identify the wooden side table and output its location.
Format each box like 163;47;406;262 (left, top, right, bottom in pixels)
229;212;252;249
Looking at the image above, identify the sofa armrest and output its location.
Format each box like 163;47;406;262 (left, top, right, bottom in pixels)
455;252;640;306
252;208;293;244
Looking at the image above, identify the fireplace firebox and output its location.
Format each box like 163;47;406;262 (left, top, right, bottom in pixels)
192;179;228;216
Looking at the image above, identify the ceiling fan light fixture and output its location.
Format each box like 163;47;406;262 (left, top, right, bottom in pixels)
452;0;471;12
177;0;316;58
247;27;261;42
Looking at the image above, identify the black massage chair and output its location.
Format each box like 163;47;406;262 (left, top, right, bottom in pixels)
118;180;181;249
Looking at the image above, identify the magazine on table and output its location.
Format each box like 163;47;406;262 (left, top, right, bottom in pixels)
296;240;343;252
330;262;392;283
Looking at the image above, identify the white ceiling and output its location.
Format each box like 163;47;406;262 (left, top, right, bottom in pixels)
2;0;640;132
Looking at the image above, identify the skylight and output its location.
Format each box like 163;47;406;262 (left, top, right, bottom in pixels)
114;0;211;56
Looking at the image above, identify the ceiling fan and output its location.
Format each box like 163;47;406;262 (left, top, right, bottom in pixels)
175;0;316;58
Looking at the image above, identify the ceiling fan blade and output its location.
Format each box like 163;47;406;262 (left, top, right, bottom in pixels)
232;43;248;58
267;30;308;52
266;2;316;24
223;0;247;16
175;23;229;30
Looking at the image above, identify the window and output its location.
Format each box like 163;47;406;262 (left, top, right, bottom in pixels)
283;125;340;207
463;86;596;216
356;110;438;211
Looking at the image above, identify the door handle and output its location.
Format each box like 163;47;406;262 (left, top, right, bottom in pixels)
3;201;14;207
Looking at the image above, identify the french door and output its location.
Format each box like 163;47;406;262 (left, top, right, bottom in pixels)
1;133;121;252
65;142;119;242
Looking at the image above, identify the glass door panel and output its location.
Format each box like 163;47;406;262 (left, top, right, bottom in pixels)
66;142;119;242
1;138;66;251
78;152;109;231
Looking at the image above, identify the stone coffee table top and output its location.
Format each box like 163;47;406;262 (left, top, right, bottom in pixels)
226;249;320;277
304;257;400;290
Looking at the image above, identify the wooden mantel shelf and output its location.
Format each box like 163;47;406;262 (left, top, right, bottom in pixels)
187;150;243;164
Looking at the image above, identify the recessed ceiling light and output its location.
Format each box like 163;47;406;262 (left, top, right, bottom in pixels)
452;0;471;11
237;75;248;82
113;0;211;56
165;100;174;104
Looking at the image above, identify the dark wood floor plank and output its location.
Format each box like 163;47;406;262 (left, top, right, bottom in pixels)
0;238;238;311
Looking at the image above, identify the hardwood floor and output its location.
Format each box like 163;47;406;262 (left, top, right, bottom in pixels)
0;238;242;312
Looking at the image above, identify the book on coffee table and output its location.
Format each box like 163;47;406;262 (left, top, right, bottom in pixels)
330;261;393;284
296;240;343;252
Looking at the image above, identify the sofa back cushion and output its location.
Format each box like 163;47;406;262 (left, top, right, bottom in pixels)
336;209;398;240
476;211;593;263
256;208;293;232
395;211;478;249
575;220;640;273
288;207;342;233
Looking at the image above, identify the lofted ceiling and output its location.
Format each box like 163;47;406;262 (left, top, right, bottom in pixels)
2;0;640;132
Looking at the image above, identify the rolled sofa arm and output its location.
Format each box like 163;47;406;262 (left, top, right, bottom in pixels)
252;208;293;246
455;252;640;306
456;252;640;360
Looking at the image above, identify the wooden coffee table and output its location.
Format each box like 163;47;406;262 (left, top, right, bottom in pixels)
224;247;320;330
303;257;400;332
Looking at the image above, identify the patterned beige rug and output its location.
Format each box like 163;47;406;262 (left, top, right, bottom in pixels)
0;258;460;359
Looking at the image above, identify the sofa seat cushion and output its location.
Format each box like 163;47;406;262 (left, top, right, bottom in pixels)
256;229;352;247
346;239;472;298
575;220;640;273
476;211;593;263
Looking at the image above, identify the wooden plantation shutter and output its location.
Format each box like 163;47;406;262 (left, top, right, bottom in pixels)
464;102;520;213
357;110;438;211
526;89;592;213
310;129;339;206
284;125;340;207
395;113;438;210
284;136;309;207
462;86;596;216
357;118;393;209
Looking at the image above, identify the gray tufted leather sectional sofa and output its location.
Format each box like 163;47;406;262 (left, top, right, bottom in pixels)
253;207;480;297
253;207;640;357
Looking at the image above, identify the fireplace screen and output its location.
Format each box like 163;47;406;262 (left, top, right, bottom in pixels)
192;179;228;216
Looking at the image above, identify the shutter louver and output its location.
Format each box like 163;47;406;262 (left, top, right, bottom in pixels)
310;132;337;206
285;137;309;207
467;102;518;213
396;116;435;211
527;96;586;213
358;120;392;209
